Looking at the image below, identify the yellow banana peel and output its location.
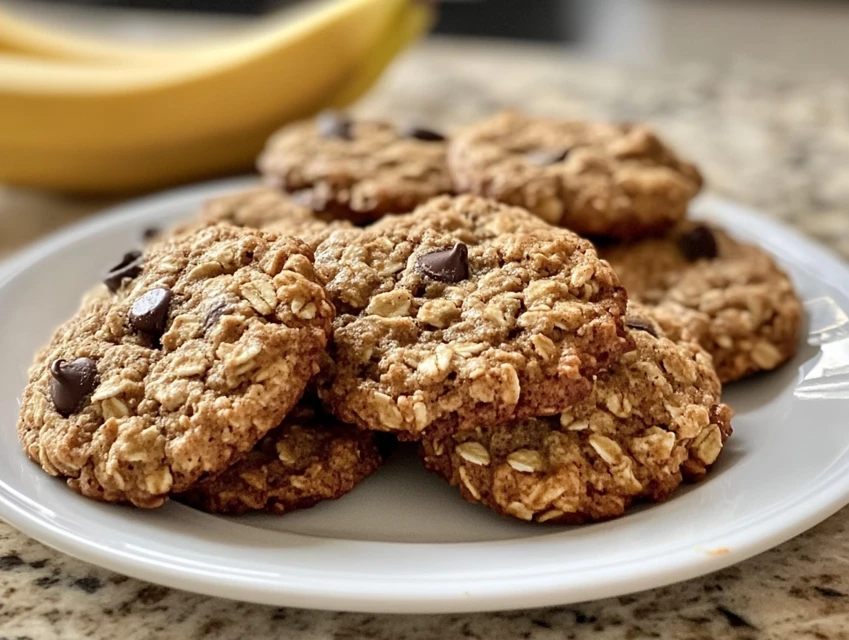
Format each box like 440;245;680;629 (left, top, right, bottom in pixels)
0;0;432;193
0;0;393;65
0;7;171;64
330;0;432;108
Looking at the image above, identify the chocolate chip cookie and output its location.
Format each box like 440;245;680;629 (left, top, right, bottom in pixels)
315;195;630;439
174;187;353;251
600;221;803;382
420;308;733;523
177;396;382;515
448;111;703;239
17;226;334;508
258;112;453;223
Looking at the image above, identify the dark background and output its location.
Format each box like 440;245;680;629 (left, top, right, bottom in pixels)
41;0;578;41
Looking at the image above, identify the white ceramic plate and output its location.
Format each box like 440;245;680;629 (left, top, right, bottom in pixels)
1;177;848;613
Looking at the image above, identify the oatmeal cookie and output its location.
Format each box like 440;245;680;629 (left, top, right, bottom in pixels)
420;308;733;523
177;396;382;515
258;112;453;223
600;221;803;382
315;195;630;438
17;226;334;508
448;110;702;239
172;187;352;250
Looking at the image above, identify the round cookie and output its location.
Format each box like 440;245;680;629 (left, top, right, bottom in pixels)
173;187;352;251
258;112;454;223
315;195;630;439
420;309;733;523
177;396;383;515
448;110;703;239
600;221;803;382
17;225;335;508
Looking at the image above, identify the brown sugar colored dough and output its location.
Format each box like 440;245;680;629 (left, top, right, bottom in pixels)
600;221;803;382
315;195;630;439
258;112;454;223
177;397;383;515
421;308;733;523
171;186;353;251
448;110;702;239
17;226;334;508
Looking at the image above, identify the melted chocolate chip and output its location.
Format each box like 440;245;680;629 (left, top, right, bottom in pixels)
399;124;445;142
129;288;172;336
678;224;718;261
526;148;571;166
104;251;143;293
416;243;469;283
49;357;98;417
317;110;352;140
625;316;658;338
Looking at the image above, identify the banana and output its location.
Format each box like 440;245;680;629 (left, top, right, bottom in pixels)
0;1;366;65
330;0;432;108
0;7;167;64
0;0;431;193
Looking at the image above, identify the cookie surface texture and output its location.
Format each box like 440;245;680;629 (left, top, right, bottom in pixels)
600;221;802;382
177;397;383;515
448;110;702;239
258;114;453;223
174;186;352;251
17;226;334;508
421;308;733;523
315;195;630;438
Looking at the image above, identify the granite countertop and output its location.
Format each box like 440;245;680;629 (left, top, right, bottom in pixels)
4;38;849;639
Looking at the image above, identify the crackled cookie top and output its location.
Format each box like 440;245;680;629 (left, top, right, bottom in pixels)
173;187;352;251
17;226;334;508
421;308;733;523
448;110;703;239
315;195;630;438
177;396;382;515
600;221;803;382
258;112;454;222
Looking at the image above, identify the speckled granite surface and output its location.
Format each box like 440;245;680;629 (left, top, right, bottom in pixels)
3;39;849;639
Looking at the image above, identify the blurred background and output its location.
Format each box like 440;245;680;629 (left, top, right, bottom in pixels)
1;0;848;255
5;0;849;76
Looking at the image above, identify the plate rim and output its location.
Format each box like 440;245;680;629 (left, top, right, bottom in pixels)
1;178;847;613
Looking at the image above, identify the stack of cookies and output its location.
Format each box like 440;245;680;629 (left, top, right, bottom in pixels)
16;110;802;524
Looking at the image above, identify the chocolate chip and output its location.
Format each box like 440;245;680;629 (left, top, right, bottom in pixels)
142;227;160;241
678;224;718;261
416;243;469;283
399;124;445;142
129;288;172;336
203;298;232;332
49;357;98;417
526;148;571;166
625;316;658;338
104;251;143;293
317;110;352;139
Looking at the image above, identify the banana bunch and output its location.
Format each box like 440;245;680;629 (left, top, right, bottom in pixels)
0;0;432;193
